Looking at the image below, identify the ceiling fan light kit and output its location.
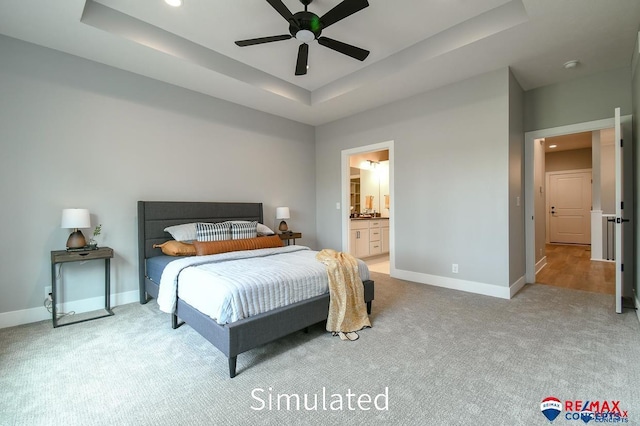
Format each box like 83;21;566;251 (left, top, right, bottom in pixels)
295;29;315;43
235;0;370;76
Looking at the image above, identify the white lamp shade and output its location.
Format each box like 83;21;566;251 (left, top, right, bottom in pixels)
275;207;290;220
61;209;91;229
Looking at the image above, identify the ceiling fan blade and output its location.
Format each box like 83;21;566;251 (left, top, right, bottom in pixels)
319;0;369;29
235;34;292;47
318;37;369;61
295;43;309;76
267;0;295;22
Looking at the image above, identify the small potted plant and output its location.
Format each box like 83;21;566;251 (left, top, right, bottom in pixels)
88;224;102;249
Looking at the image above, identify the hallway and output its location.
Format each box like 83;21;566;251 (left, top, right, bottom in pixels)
535;244;615;294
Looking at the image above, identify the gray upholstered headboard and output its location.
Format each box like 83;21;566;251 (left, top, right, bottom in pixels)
137;201;264;259
137;200;263;304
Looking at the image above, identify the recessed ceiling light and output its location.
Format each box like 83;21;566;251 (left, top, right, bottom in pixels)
563;60;579;69
549;144;557;148
165;0;183;7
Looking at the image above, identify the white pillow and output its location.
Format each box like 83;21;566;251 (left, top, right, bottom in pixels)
164;223;197;242
257;223;275;236
165;221;274;240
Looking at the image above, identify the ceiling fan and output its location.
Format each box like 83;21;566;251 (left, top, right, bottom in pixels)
235;0;370;76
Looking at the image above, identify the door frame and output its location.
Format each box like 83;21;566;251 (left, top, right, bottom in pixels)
525;117;624;284
341;140;395;272
545;168;592;245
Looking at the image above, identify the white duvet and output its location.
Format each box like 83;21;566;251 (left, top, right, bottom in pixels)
157;246;370;325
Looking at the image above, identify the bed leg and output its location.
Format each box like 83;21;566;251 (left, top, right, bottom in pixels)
172;314;184;329
367;301;372;315
139;290;148;305
229;357;237;378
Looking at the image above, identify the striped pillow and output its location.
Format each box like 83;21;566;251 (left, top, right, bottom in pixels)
196;222;231;242
231;221;258;240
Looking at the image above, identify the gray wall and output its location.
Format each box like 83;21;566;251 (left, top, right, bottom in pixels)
0;36;316;318
509;69;525;285
524;67;632;132
633;33;640;306
316;68;513;290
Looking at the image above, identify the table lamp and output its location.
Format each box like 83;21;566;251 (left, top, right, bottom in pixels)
276;207;290;233
61;208;91;249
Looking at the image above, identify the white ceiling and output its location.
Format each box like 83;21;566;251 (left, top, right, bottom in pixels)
1;0;639;126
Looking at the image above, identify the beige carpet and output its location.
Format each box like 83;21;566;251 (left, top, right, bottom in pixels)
1;272;639;425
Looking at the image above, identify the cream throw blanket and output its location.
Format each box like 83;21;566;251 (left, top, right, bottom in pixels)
316;249;371;335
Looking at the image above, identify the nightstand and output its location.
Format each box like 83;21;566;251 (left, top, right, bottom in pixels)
50;246;114;328
278;232;302;245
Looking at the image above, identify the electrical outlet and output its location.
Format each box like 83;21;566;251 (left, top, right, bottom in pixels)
452;264;459;273
45;286;51;299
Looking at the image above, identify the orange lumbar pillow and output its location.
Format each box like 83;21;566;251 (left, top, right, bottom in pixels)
192;235;284;256
153;240;197;256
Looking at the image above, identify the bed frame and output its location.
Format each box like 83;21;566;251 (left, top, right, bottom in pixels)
137;201;374;378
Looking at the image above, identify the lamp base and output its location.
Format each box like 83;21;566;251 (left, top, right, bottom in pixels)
278;220;289;233
66;229;86;249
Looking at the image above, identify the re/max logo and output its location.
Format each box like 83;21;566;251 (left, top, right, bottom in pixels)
565;400;628;417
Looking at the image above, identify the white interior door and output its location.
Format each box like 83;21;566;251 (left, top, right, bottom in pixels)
548;171;592;244
614;108;624;313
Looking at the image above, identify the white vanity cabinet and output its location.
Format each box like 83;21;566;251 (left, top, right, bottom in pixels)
350;220;370;258
381;219;390;253
368;220;382;255
349;218;389;258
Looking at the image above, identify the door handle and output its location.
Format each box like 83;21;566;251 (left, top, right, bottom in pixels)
616;218;630;223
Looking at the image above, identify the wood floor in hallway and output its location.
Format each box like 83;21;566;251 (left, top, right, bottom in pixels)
535;244;615;294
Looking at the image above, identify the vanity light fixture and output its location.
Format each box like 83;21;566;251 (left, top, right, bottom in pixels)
359;160;379;170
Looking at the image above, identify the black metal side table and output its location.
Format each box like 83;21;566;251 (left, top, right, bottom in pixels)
50;246;114;328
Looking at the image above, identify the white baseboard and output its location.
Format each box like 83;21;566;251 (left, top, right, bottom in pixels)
0;290;139;329
391;268;511;299
535;256;547;275
510;276;526;298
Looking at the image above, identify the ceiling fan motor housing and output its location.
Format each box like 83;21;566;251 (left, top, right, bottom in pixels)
290;11;322;40
235;0;370;75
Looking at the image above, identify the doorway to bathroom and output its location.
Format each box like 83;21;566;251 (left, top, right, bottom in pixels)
341;141;394;275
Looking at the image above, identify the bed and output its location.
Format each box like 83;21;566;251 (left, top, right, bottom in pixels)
137;201;374;378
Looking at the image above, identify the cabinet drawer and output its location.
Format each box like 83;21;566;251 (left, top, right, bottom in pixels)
369;228;381;241
370;220;382;227
350;220;370;230
369;241;382;255
51;247;114;263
